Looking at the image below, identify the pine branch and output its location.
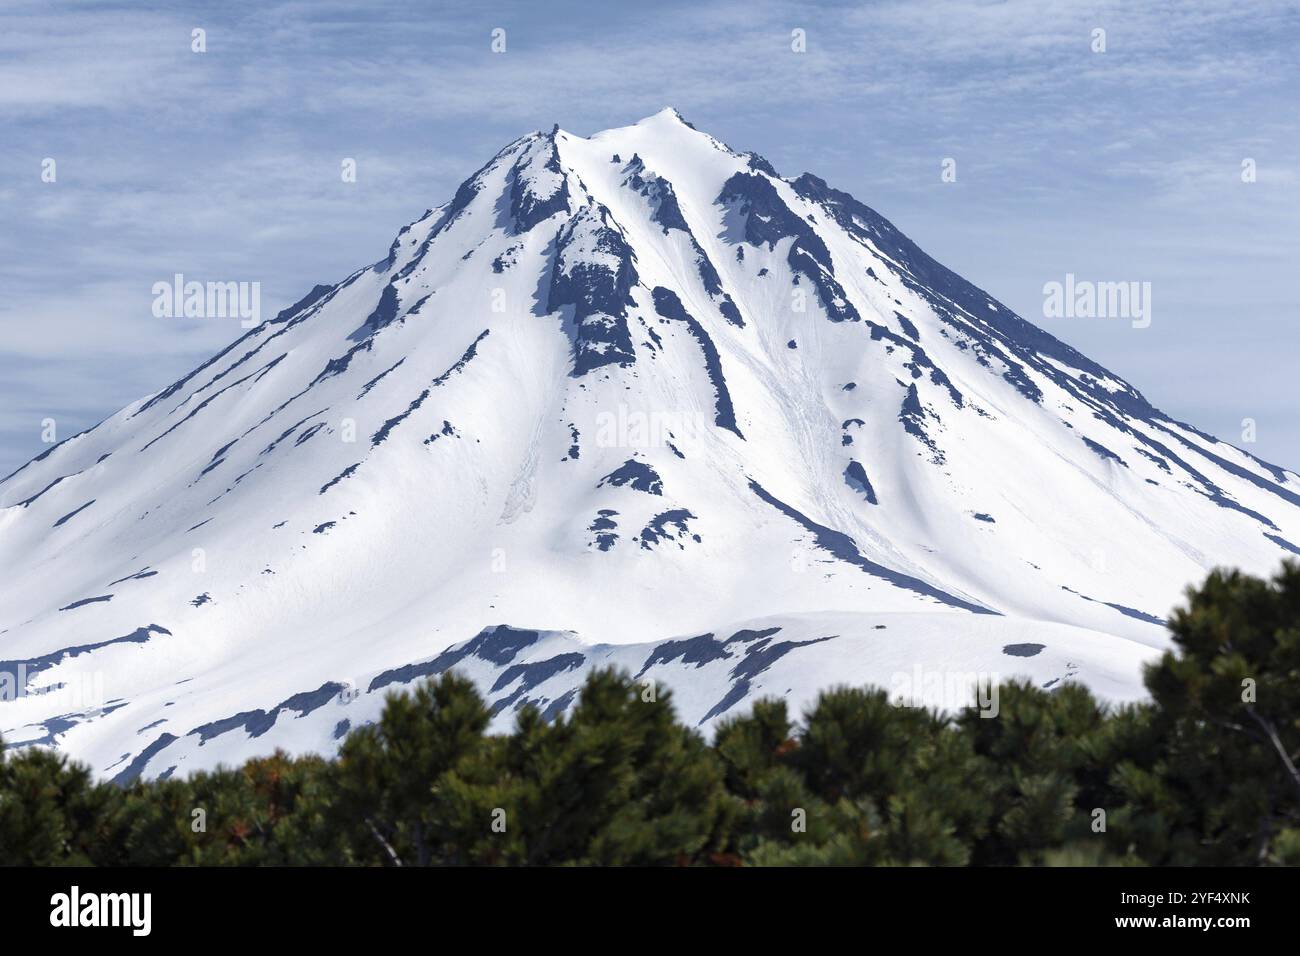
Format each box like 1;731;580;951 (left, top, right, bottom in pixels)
1244;706;1300;800
366;817;403;867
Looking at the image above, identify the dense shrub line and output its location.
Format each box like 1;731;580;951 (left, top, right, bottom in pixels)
2;563;1297;866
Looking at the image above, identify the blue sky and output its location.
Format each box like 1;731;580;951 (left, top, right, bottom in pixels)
2;0;1297;475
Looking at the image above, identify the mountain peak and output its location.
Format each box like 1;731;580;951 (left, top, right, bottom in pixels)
2;112;1298;780
644;105;694;126
570;107;708;147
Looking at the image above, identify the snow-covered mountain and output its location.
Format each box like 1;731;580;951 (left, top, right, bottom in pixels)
3;109;1298;781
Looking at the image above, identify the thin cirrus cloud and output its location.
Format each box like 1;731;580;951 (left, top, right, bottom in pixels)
0;0;1297;475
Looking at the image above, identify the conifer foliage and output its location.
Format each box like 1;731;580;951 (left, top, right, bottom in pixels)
2;562;1297;866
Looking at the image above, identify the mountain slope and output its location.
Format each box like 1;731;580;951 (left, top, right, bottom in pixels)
3;109;1298;779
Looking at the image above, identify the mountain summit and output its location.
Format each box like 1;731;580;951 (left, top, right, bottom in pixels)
3;110;1298;779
